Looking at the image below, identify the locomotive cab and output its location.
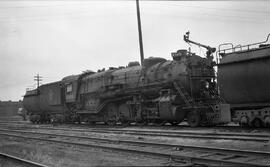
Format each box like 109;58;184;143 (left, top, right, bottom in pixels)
62;75;80;104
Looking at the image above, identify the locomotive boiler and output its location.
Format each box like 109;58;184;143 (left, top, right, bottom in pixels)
217;34;270;127
23;37;230;127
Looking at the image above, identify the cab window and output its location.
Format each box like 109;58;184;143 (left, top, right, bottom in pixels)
66;84;72;93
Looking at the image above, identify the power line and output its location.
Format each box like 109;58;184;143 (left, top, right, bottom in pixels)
0;8;268;24
164;3;270;15
0;1;269;15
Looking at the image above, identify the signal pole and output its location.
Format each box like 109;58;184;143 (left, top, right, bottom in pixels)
34;74;42;88
136;0;144;65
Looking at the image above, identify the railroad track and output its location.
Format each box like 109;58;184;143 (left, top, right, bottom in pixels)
0;152;48;167
1;120;270;132
55;127;270;142
0;128;269;166
0;117;25;122
1;120;269;133
1;122;269;143
0;121;29;125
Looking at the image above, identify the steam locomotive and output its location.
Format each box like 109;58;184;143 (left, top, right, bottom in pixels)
23;32;270;128
23;35;231;127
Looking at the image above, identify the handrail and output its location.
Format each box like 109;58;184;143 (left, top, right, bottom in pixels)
234;44;242;52
216;33;270;63
216;43;234;63
218;43;234;52
219;33;270;54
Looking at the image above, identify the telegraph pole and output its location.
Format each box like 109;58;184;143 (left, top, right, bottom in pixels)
136;0;144;65
34;74;42;88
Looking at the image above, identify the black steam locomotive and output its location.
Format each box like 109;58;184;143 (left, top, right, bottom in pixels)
23;34;231;127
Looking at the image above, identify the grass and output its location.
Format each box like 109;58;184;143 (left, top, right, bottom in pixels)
1;140;65;167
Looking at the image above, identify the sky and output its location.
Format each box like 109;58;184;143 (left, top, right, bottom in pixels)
0;0;270;101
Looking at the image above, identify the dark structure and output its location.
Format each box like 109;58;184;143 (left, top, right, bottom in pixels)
217;34;270;127
23;36;231;127
0;101;22;117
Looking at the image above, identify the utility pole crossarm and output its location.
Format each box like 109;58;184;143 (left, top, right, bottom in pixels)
34;74;42;88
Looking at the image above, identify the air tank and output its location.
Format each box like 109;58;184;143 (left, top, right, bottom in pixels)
218;45;270;105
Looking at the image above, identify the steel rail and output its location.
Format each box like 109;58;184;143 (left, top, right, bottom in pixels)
1;120;269;138
0;132;260;167
0;122;28;124
1;122;269;142
0;152;48;167
1;120;270;132
0;128;269;166
62;127;270;142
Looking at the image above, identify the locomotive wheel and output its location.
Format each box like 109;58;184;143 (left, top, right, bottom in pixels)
77;117;81;124
252;118;262;128
154;120;166;126
35;115;41;124
239;116;249;127
170;121;180;126
107;120;117;126
187;111;201;127
87;120;95;125
121;121;130;126
136;120;148;126
264;116;270;127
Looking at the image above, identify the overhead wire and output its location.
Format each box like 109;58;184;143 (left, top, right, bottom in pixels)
0;2;268;24
167;3;270;14
0;11;268;24
0;0;269;14
144;3;270;22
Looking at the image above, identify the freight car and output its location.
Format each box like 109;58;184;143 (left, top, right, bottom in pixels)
217;34;270;127
23;39;231;127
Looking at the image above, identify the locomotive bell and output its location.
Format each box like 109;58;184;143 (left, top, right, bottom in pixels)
171;49;188;61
